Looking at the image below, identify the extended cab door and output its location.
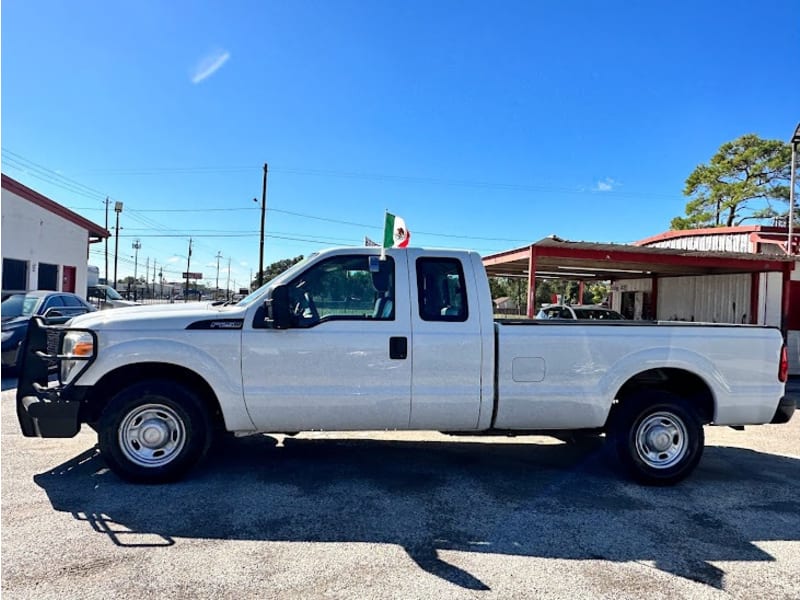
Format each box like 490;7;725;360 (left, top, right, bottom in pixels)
407;250;489;430
241;250;412;431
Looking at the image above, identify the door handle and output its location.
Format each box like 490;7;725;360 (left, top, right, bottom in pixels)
389;336;407;360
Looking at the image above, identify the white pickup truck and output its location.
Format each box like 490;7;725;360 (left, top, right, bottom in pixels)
16;247;794;485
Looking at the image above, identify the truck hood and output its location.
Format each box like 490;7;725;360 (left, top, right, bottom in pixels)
66;302;248;332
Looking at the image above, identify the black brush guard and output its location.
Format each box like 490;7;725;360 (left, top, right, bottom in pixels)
16;317;94;438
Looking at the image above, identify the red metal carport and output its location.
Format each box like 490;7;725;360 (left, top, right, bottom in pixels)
482;237;796;328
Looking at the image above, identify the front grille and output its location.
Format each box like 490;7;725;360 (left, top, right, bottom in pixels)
45;328;62;368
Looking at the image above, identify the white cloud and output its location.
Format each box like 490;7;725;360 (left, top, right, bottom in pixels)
191;49;231;84
594;177;618;192
167;256;181;264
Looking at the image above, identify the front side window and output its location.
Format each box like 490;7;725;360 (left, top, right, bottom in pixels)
416;258;468;322
286;255;395;327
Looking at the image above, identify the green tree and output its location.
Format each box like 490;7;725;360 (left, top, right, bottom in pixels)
671;134;791;230
488;276;528;315
252;255;304;289
586;282;610;305
488;276;510;300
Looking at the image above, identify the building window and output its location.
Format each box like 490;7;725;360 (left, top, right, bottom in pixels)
2;258;28;294
38;263;59;291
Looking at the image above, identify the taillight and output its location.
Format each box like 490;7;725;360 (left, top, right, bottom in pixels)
779;345;788;383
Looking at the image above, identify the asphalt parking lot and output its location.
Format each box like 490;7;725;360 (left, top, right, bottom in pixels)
2;376;799;600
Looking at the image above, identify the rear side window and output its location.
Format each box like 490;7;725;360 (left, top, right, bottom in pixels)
416;258;468;322
41;295;65;313
60;295;83;308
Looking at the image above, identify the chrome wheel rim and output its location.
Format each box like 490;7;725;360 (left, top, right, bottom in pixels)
118;403;186;468
634;411;688;469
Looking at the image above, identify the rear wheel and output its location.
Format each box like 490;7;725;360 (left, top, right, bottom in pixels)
613;391;704;486
98;379;211;483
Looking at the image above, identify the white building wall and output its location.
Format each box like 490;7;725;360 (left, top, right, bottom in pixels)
757;272;783;328
609;278;652;315
610;278;652;293
1;188;90;296
658;274;751;323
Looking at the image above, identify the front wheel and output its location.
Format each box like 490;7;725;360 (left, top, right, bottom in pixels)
613;391;704;486
98;379;211;483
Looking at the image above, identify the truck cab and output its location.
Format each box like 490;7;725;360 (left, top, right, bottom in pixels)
241;248;494;432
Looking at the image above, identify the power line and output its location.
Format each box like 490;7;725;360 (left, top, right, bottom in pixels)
2;150;110;199
69;206;261;213
4;147;684;202
1;148;584;249
2;157;108;202
106;205;530;243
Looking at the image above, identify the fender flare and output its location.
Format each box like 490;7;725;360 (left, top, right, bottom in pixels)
597;346;726;421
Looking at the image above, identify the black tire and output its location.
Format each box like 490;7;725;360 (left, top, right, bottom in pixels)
98;379;212;483
613;391;704;486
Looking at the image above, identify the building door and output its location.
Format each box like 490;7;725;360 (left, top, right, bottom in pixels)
38;263;59;291
620;291;636;320
62;266;76;292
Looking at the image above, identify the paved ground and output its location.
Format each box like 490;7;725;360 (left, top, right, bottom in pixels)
2;377;799;599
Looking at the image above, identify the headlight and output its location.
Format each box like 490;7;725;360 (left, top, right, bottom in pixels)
60;331;95;383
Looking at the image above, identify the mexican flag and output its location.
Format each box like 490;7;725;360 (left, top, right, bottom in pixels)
383;212;410;248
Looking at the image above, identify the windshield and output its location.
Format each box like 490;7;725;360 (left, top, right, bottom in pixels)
1;294;41;319
236;254;316;307
103;286;124;300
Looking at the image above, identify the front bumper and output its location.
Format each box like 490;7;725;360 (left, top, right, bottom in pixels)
18;392;81;437
771;395;796;424
15;317;93;438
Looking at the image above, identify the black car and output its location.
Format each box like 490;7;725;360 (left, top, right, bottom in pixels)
1;291;96;370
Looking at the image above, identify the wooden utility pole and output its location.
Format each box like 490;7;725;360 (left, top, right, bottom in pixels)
258;163;268;287
185;238;193;302
104;197;110;284
215;251;223;299
113;202;123;290
226;257;232;301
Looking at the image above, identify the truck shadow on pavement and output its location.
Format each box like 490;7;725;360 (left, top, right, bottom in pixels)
34;435;800;592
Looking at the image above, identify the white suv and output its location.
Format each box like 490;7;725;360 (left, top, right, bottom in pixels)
536;304;625;320
87;285;139;309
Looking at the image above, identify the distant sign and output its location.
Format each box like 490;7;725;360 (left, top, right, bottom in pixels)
239;288;249;295
182;272;203;280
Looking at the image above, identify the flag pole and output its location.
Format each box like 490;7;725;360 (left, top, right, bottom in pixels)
380;208;387;261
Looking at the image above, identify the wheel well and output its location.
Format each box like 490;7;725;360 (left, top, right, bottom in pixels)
82;362;225;430
609;368;715;426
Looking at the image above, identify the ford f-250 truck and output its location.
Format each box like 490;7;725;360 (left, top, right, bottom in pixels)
16;247;794;485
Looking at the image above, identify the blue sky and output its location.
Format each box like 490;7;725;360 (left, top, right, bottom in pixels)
2;0;798;289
